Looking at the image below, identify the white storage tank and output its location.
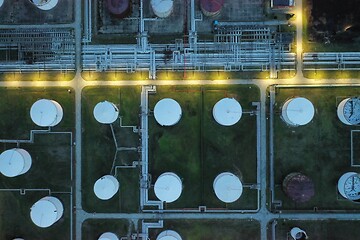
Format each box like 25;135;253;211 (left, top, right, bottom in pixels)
151;0;174;18
154;172;182;203
290;227;308;240
213;98;242;126
94;175;120;200
338;172;360;201
0;148;32;177
98;232;119;240
30;99;63;127
337;97;360;125
157;230;182;240
29;0;59;10
0;0;4;8
154;98;182;126
93;101;119;124
213;172;243;203
30;196;64;228
281;97;315;126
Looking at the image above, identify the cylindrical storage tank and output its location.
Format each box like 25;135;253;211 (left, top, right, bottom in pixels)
213;172;243;203
106;0;131;18
200;0;225;17
13;239;25;240
151;0;174;18
337;172;360;201
281;97;315;126
0;0;4;8
154;98;182;126
0;148;32;177
337;97;360;125
290;227;308;240
29;0;59;10
154;172;182;203
98;232;119;240
30;99;63;127
30;196;64;228
157;230;182;240
93;101;119;124
282;173;315;203
213;98;242;126
94;175;120;200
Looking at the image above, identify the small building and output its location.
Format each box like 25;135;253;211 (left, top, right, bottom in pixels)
98;232;119;240
0;148;32;177
94;175;120;200
271;0;295;8
106;0;131;18
30;99;63;127
93;101;119;124
30;196;64;228
29;0;59;10
282;172;315;203
154;172;182;203
213;98;242;126
281;97;315;127
157;230;182;240
200;0;225;17
151;0;174;18
213;172;243;203
154;98;182;127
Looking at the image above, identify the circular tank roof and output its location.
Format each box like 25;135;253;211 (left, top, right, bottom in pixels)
93;101;119;124
154;172;182;203
30;197;62;228
99;232;119;240
106;0;130;16
0;149;31;177
30;0;59;10
283;173;315;203
200;0;225;13
156;230;182;240
94;175;119;200
282;97;314;126
213;172;243;203
30;99;63;127
0;0;3;8
340;97;360;125
151;0;174;18
213;98;242;126
154;98;182;126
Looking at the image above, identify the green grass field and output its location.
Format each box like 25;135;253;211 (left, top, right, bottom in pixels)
149;220;260;240
82;219;133;240
81;86;141;213
148;85;259;210
270;220;360;240
0;191;71;240
272;86;360;210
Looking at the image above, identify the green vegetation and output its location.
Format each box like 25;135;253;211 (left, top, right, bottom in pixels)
149;220;260;240
148;85;259;210
82;219;133;240
0;191;71;240
271;220;360;240
272;86;360;210
303;70;360;79
82;86;141;213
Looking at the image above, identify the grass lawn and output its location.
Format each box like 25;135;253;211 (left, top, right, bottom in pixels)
149;220;260;240
303;70;360;79
0;191;71;240
272;86;360;211
82;86;141;213
148;85;259;210
270;220;360;240
82;219;133;240
0;71;74;81
0;87;75;139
